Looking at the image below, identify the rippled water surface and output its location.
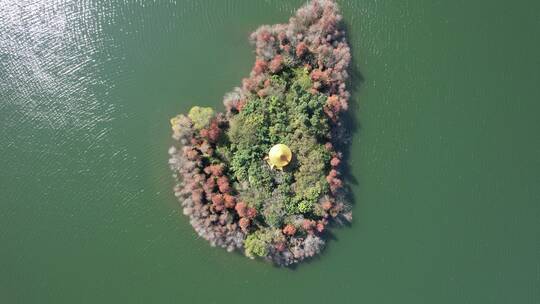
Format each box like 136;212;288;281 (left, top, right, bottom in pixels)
1;0;539;303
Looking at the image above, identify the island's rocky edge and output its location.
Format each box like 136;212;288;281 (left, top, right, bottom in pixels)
169;0;352;266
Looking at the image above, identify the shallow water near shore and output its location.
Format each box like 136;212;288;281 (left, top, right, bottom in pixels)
1;0;539;303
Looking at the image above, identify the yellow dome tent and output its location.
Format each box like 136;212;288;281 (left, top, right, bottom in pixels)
266;144;292;170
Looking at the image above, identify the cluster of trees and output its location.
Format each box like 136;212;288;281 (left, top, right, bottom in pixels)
169;111;245;252
169;0;352;266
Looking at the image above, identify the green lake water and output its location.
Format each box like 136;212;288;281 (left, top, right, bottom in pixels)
1;0;539;303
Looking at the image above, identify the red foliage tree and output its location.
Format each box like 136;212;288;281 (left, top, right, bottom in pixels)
211;194;223;202
324;94;344;121
275;242;286;252
236;99;247;112
184;148;199;161
326;169;343;193
316;221;325;233
217;176;231;193
189;137;199;146
211;194;224;210
203;177;216;192
310;69;328;82
302;219;316;231
208;126;220;142
321;200;333;211
257;30;272;42
223;194;236;209
242;77;258;92
246;207;257;219
324;142;333;151
253;59;267;75
327;176;343;193
239;217;251;232
235;202;248;218
296;42;308;57
204;164;224;176
257;89;268;98
330;156;341;167
269;55;283;73
282;224;297;236
200;121;220;143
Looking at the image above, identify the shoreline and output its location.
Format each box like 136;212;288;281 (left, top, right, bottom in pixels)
169;0;353;266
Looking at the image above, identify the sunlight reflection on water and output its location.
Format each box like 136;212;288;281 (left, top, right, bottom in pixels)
0;0;138;199
0;0;116;130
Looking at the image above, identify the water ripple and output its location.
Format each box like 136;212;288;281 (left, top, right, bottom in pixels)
0;0;116;131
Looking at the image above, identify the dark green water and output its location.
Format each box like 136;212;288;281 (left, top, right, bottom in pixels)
1;0;539;303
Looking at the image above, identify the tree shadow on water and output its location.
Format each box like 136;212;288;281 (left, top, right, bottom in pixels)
335;20;364;224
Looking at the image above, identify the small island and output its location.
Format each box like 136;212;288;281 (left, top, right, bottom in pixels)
169;0;352;266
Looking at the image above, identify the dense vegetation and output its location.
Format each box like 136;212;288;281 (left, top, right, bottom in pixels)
169;0;352;266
